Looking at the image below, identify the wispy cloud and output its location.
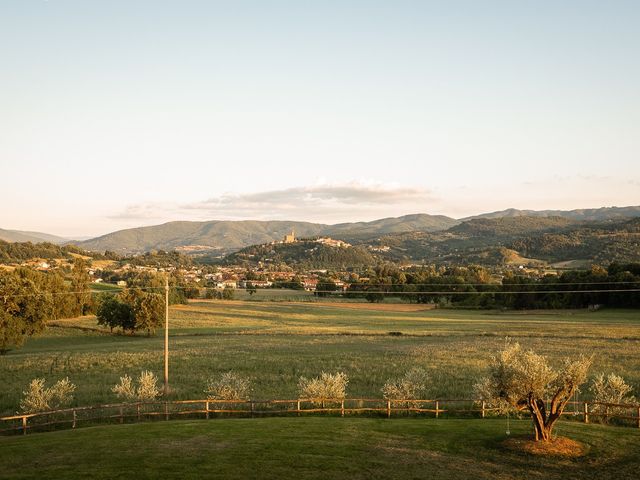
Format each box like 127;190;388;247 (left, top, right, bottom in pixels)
107;203;179;221
108;183;436;223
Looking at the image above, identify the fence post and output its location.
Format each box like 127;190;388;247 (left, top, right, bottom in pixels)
250;401;254;418
137;403;141;421
164;402;169;421
387;400;391;418
206;401;210;420
584;402;589;424
297;399;301;417
435;401;439;419
481;401;485;419
341;400;345;417
72;409;77;429
119;406;124;424
22;416;27;435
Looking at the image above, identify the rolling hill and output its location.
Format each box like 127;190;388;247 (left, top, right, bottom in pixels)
62;204;640;257
363;217;640;266
465;205;640;222
448;216;575;237
326;214;459;238
224;240;378;268
0;228;68;244
75;214;459;254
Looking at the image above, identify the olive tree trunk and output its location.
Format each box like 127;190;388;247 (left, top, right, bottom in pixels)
527;389;574;442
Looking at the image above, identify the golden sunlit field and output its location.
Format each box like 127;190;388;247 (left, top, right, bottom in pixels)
1;300;639;414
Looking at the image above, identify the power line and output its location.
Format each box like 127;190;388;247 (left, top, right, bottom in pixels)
2;284;640;301
339;281;640;287
309;289;640;295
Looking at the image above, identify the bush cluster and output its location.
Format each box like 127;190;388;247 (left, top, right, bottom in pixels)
20;377;76;413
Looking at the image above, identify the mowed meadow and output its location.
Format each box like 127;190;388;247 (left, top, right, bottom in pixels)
1;298;640;415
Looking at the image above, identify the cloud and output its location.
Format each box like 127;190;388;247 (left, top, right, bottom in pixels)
185;184;431;209
107;202;182;221
108;183;436;223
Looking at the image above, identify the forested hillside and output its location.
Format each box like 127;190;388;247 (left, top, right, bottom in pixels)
0;240;100;264
223;240;378;268
362;217;640;266
75;214;458;254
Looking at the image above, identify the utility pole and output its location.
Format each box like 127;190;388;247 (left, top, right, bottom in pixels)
164;274;169;396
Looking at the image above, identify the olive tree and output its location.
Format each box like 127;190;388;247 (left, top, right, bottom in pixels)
112;371;160;401
475;342;592;442
20;377;76;413
589;373;636;421
204;371;252;400
298;372;348;406
382;368;429;404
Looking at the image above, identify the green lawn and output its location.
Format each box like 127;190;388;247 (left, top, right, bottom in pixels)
1;302;639;415
1;418;639;479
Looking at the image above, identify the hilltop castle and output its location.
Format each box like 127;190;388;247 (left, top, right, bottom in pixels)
283;229;296;243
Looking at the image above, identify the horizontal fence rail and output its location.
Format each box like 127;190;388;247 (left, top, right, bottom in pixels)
1;398;639;436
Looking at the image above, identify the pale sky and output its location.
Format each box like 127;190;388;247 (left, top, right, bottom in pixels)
1;1;639;237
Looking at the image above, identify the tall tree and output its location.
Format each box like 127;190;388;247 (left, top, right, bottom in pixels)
119;289;164;336
0;269;51;354
96;294;133;333
70;258;93;316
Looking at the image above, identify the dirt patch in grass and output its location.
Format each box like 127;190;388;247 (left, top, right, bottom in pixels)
502;435;587;457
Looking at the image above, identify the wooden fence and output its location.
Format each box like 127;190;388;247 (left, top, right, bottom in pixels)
1;398;639;436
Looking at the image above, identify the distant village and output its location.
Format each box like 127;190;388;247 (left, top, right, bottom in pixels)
1;228;568;295
105;231;355;292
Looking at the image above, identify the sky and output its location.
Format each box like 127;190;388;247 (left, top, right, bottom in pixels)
1;0;639;238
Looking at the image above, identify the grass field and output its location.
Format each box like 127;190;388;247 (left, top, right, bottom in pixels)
1;418;639;479
1;301;639;416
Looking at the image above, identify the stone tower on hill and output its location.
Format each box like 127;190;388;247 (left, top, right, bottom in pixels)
283;229;296;243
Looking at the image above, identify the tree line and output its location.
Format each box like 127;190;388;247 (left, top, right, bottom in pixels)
343;263;640;308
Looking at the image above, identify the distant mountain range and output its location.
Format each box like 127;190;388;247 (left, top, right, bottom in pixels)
0;228;68;244
211;215;640;268
2;205;639;256
464;206;640;222
365;216;640;266
73;214;460;254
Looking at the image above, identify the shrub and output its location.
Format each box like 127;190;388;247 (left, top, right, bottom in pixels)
382;368;429;403
20;377;76;413
298;371;348;405
589;373;636;422
112;371;160;401
204;288;217;299
112;374;135;399
204;371;252;400
222;286;235;300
